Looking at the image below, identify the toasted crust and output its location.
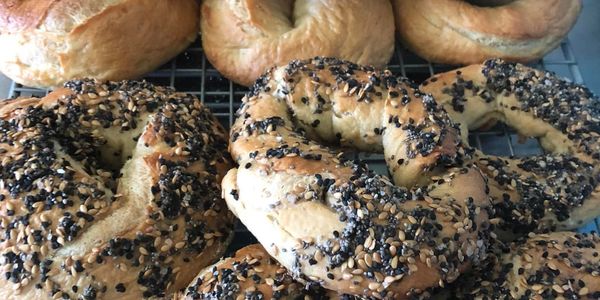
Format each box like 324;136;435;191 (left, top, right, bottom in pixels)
421;59;600;236
0;79;234;299
200;0;395;86
392;0;581;64
0;0;199;88
223;58;492;299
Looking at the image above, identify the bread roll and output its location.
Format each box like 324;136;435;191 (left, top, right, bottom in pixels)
0;0;199;88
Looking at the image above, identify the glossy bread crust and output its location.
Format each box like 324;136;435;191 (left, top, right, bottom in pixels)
0;0;199;88
200;0;395;86
393;0;582;64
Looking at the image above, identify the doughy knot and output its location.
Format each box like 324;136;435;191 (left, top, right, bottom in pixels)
421;59;600;239
223;57;492;299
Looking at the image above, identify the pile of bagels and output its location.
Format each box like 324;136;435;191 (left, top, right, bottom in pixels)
0;0;598;299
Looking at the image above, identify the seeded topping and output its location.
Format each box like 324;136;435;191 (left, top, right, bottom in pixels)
318;165;490;297
456;232;600;300
478;154;598;234
424;59;600;237
184;244;332;300
0;79;233;298
227;58;490;298
481;60;600;157
236;57;468;188
437;59;600;159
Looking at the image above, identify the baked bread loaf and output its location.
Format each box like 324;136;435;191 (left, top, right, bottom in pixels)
0;0;199;88
0;79;234;299
200;0;395;86
455;232;600;299
223;57;492;298
420;59;600;236
392;0;582;64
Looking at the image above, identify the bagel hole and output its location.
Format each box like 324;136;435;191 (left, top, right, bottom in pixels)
468;123;544;156
78;125;147;192
465;0;516;7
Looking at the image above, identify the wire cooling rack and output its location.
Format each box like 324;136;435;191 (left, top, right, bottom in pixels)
5;39;599;234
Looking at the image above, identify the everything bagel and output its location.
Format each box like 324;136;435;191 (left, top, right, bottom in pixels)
0;79;234;299
421;59;600;236
222;57;492;298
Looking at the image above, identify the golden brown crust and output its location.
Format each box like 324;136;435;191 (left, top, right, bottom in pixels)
223;58;492;299
0;0;199;88
455;232;600;299
0;79;234;299
393;0;582;64
420;59;600;236
200;0;395;86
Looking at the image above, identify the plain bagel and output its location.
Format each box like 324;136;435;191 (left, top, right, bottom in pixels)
223;57;492;299
0;79;234;299
200;0;395;86
392;0;582;64
420;59;600;237
0;0;199;88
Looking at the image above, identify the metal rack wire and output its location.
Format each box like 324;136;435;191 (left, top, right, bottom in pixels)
5;38;599;234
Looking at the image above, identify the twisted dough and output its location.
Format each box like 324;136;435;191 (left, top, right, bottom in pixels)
421;59;600;236
200;0;395;86
0;79;234;299
223;57;492;298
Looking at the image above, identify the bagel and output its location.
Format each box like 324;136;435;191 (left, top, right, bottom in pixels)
0;0;199;88
181;244;367;299
200;0;395;86
455;231;600;299
392;0;582;64
0;79;234;299
420;59;600;237
222;57;492;299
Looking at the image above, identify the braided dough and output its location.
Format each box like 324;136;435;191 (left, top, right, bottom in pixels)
200;0;395;86
421;59;600;236
392;0;582;64
0;79;234;299
223;58;492;298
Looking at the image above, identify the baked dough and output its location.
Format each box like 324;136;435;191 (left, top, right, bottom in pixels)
0;0;199;88
0;79;234;299
421;59;600;236
200;0;395;86
393;0;582;64
223;57;492;298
